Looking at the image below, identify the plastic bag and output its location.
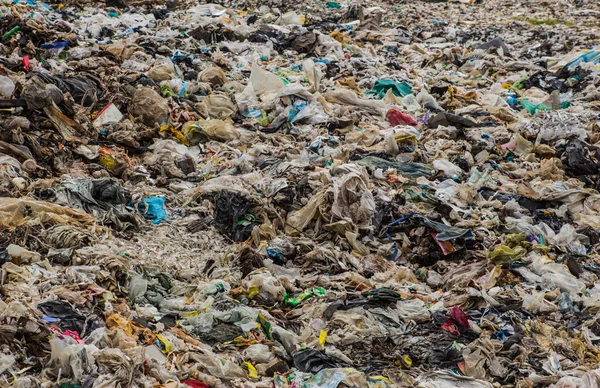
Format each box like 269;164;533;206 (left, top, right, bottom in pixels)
416;371;493;388
303;59;322;93
246;273;285;301
387;109;418;126
6;244;41;264
138;197;167;225
129;275;148;300
531;254;585;296
129;87;170;127
416;89;444;111
331;172;375;228
250;62;285;101
199;67;227;86
402;94;421;113
521;99;551;115
0;197;97;231
147;62;176;82
316;33;344;59
549;376;583;388
582;367;600;388
396;298;431;321
272;83;328;126
235;83;260;115
487;245;527;265
285;191;326;234
160;79;202;97
0;354;15;375
323;89;387;115
0;76;15;99
182;119;240;144
242;344;274;364
202;92;236;119
48;337;94;382
432;159;463;178
522;291;558;313
501;133;533;155
276;11;305;25
187;349;247;380
366;79;413;99
31;72;104;107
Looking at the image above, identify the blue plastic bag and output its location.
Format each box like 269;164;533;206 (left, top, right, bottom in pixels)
139;197;167;225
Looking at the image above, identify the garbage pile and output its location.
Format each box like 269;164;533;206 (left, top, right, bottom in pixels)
1;0;600;386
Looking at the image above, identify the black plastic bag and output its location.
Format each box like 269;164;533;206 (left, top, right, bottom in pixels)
38;300;86;333
29;72;104;107
293;349;341;373
213;191;258;242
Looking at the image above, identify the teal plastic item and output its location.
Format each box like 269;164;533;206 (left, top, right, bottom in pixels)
139;197;167;224
520;99;550;115
366;79;413;98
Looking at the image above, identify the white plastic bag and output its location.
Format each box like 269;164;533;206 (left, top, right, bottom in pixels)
531;254;585;296
250;62;284;101
0;76;15;99
433;159;463;177
242;344;274;364
396;298;431;321
235;83;260;115
303;59;322;93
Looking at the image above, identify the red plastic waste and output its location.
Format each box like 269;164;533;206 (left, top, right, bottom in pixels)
182;380;210;388
448;305;470;328
386;109;418;126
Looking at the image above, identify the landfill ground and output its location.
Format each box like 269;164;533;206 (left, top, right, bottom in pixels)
1;0;600;386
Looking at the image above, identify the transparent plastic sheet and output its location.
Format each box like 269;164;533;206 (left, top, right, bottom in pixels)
242;344;275;364
272;83;327;126
47;337;95;383
0;197;97;231
0;354;15;376
128;87;170;127
201;92;236;119
323;89;388;116
184;349;247;380
181;119;240;144
416;371;494;388
285;191;326;235
522;291;558;313
531;254;586;296
331;172;375;228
